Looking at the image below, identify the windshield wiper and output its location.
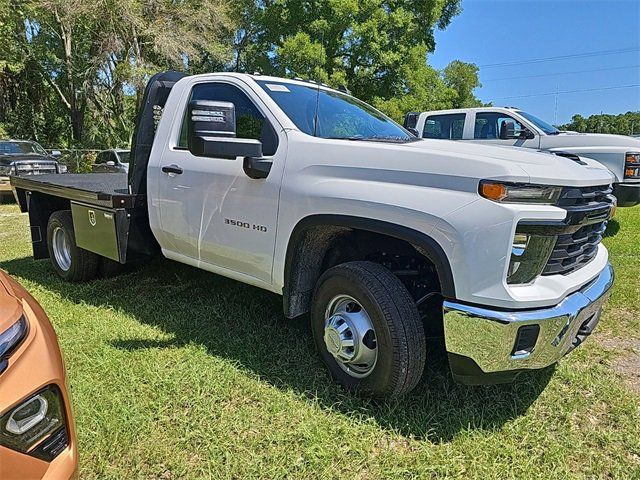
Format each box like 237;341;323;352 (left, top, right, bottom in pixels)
325;135;417;143
325;135;366;141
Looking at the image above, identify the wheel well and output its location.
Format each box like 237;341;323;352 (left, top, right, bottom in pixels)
283;217;454;320
24;192;71;259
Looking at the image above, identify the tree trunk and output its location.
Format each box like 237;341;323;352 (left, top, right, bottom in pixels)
54;7;83;144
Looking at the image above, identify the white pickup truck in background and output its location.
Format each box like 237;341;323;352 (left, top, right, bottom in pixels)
404;107;640;207
12;72;616;399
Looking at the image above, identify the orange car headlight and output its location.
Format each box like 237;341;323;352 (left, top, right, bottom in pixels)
0;316;27;374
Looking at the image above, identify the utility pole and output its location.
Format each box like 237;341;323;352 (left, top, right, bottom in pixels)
554;83;559;125
599;110;603;133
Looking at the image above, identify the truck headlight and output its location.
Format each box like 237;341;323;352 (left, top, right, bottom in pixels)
0;164;15;176
0;316;28;374
480;180;562;205
507;232;555;285
624;152;640;179
0;385;69;460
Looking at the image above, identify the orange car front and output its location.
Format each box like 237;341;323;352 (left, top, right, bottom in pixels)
0;270;77;479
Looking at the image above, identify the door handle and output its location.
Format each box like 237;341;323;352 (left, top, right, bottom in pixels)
162;164;183;175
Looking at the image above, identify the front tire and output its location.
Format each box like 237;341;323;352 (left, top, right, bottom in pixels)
311;261;426;399
47;210;99;282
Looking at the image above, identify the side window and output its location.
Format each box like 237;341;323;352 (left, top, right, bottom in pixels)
422;114;465;140
474;112;524;139
109;152;118;164
95;153;106;164
178;83;278;156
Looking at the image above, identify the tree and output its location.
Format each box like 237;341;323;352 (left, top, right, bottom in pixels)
1;0;482;147
0;0;235;147
559;111;640;136
232;0;468;107
442;60;482;108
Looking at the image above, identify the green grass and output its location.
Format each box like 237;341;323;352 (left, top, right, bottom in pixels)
1;203;639;479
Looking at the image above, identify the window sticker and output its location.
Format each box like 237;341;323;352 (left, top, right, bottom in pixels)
265;83;290;93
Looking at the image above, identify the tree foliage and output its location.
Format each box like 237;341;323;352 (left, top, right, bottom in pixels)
0;0;482;147
233;0;481;121
558;111;640;136
0;0;234;147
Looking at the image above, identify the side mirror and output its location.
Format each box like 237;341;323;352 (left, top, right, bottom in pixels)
106;161;115;167
521;127;535;140
500;122;516;140
500;122;535;140
187;100;263;159
50;150;62;157
406;127;419;137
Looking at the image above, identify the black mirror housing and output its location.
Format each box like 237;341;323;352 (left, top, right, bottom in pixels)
190;136;263;159
499;122;534;140
500;122;516;140
188;100;236;139
187;99;263;159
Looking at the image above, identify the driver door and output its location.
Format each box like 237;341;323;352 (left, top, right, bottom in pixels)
471;112;539;148
154;80;285;284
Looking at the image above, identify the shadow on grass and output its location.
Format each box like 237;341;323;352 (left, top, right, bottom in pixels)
603;218;620;238
604;218;620;238
1;255;553;442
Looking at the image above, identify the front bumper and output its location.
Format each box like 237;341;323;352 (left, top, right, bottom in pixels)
443;263;614;385
613;182;640;207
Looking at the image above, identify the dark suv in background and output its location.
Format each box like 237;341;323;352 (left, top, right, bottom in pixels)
0;140;67;201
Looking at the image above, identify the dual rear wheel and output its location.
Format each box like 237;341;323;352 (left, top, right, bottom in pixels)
46;210;123;281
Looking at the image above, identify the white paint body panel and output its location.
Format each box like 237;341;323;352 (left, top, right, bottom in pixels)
147;74;614;310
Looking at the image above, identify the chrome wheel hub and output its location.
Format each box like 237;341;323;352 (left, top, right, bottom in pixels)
52;226;72;271
324;295;377;378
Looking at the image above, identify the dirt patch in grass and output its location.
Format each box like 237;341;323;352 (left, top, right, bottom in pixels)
598;334;640;394
612;352;640;394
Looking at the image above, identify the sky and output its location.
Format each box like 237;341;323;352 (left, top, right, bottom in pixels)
429;0;640;125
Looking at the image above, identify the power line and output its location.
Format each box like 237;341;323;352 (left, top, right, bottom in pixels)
490;84;640;100
479;47;640;68
483;65;640;82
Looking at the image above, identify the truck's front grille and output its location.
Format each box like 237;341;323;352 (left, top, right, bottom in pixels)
542;221;607;275
542;185;614;276
556;184;613;207
16;164;57;175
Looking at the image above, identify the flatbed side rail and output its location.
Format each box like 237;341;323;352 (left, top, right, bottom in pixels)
10;174;144;209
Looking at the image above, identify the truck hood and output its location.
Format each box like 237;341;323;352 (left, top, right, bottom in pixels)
404;138;614;187
547;132;640;150
0;271;24;334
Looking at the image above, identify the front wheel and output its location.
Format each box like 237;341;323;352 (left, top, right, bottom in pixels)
311;261;426;399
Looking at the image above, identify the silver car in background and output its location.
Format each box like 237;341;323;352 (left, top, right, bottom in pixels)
92;149;130;173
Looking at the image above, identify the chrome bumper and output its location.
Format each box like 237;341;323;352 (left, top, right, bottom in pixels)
443;263;614;384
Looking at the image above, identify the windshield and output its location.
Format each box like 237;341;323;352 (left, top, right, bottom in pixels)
118;151;130;164
256;80;416;143
0;141;48;156
516;111;559;135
